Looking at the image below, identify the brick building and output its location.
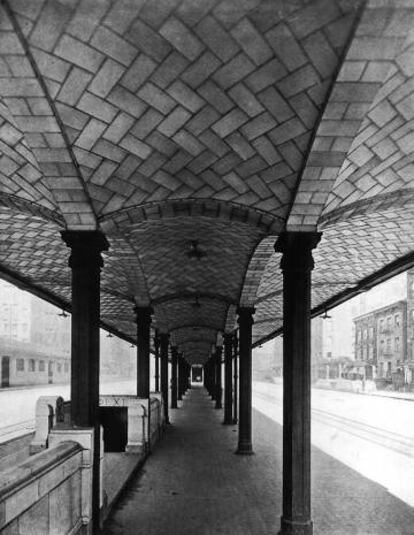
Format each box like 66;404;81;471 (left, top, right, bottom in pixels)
354;270;414;381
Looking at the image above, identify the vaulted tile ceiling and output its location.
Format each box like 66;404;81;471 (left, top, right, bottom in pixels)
1;0;414;362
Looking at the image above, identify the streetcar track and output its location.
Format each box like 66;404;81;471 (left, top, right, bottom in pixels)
253;389;414;459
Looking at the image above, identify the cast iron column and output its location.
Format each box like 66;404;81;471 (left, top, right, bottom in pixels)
275;231;321;535
223;333;234;424
215;345;223;409
233;332;238;424
61;230;108;532
210;351;217;401
177;353;183;401
135;306;153;398
154;330;160;392
236;307;255;454
171;346;178;408
160;333;170;424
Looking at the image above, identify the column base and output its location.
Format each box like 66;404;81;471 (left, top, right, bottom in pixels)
279;517;313;535
232;418;238;424
235;440;254;455
222;419;234;425
215;403;222;409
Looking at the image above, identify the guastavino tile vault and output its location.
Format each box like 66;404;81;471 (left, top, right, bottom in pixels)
0;0;414;533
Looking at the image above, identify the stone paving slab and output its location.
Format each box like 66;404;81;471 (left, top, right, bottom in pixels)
100;387;414;535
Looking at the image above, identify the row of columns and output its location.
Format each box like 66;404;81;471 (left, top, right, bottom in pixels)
202;233;320;534
62;229;320;535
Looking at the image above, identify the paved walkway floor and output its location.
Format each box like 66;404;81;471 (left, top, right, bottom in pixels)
101;386;414;535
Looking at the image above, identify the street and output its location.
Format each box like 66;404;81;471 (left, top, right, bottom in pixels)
253;381;414;507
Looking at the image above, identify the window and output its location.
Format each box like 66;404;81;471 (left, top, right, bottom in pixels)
369;327;374;339
395;314;400;326
387;316;391;327
395;338;400;352
386;339;391;351
380;340;385;353
379;319;384;331
57;363;62;373
39;360;45;372
16;359;24;371
363;329;368;340
29;359;35;372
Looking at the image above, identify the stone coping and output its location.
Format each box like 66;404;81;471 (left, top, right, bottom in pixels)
0;441;81;500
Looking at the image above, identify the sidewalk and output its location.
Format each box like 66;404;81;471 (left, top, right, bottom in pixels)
101;386;414;535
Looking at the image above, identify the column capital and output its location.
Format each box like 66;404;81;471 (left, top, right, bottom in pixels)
237;307;255;326
61;230;109;269
274;231;321;272
134;306;153;323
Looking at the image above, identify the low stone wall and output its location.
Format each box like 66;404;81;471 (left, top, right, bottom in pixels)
0;441;85;534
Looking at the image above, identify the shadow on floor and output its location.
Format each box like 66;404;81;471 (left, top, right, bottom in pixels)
100;387;414;535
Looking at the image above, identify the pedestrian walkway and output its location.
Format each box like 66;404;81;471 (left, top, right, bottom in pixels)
101;387;414;535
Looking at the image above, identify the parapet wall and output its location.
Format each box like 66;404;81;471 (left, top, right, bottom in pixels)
0;441;85;534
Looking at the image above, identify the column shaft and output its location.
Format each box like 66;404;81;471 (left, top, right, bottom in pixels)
236;307;255;454
171;346;178;408
135;307;152;399
154;332;160;393
160;333;170;424
275;231;321;535
223;333;233;424
233;333;238;424
62;230;108;532
215;346;223;409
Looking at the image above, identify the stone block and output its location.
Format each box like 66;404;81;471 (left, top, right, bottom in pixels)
160;17;204;61
212;108;248;138
198;130;229;157
277;64;320;98
181;51;220;89
288;0;340;39
54;35;104;73
167;80;204;113
77;92;118;123
245;58;287;92
173;130;204;156
226;132;255;161
75;118;106;151
103;112;135;144
120;135;152;159
252;135;281;165
137;82;175;114
228;83;264;117
121;54;157;92
131;108;163;140
89;58;125;98
151;51;189;89
108;86;147;119
242;112;277;140
303;30;337;79
195;15;239;62
213;52;255;89
66;0;110;41
29;1;72;52
126;19;171;63
186;106;220;136
197;81;233;113
17;496;49;535
368;99;397;127
90;26;136;67
231;18;272;66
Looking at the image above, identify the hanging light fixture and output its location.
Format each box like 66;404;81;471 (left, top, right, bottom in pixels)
106;332;113;338
186;240;206;260
57;309;68;318
321;310;332;319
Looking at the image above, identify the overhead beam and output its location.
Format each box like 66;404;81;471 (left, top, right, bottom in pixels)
253;251;414;348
